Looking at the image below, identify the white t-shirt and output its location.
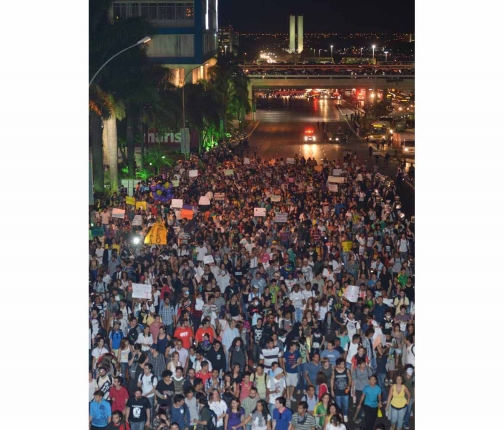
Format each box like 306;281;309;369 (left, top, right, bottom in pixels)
290;291;304;309
210;400;228;427
267;376;286;404
327;424;346;430
137;334;153;351
140;373;158;398
345;342;359;364
345;318;360;339
196;246;207;261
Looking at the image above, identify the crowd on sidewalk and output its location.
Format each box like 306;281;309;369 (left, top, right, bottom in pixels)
89;145;415;430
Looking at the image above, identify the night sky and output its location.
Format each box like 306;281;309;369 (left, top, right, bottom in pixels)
219;0;414;33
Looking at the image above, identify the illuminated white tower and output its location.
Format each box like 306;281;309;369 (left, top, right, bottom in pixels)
297;15;303;53
289;15;296;53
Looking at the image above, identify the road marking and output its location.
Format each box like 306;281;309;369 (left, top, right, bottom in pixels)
247;121;260;138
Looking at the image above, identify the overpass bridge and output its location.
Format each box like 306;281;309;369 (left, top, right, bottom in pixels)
241;63;415;73
248;75;415;91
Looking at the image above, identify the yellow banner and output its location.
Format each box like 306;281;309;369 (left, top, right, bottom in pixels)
342;241;353;252
144;222;167;245
126;196;136;205
136;201;147;210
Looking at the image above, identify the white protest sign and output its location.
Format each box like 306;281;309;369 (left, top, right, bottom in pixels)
244;158;250;165
274;213;288;223
203;255;215;265
132;215;143;226
189;169;198;178
224;169;234;176
198;196;211;205
171;199;183;209
254;207;266;217
195;266;204;283
344;285;360;303
357;174;363;181
328;184;338;192
327;176;339;183
171;179;180;187
132;283;152;299
331;176;346;183
286;158;295;165
205;191;213;200
270;195;281;202
332;169;343;176
111;208;125;218
214;193;225;200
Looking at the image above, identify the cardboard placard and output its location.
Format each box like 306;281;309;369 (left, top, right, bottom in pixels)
286;158;295;165
189;170;198;178
199;196;211;205
270;195;281;202
342;241;353;252
171;199;183;209
214;193;225;201
344;285;360;303
111;208;125;218
224;169;234;176
132;283;152;299
144;222;167;245
330;177;346;184
135;201;147;210
244;158;250;165
131;215;143;226
332;169;343;176
171;179;180;187
125;196;136;205
328;184;338;192
203;255;215;265
254;207;266;217
274;213;288;223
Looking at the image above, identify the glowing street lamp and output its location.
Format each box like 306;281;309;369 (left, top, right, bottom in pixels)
330;45;334;57
384;51;389;61
372;45;376;60
224;45;228;55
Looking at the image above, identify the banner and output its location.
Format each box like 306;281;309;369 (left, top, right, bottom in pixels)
125;196;136;205
342;241;353;252
132;283;152;299
171;199;183;209
224;169;234;176
198;196;211;205
136;201;147;210
171;179;180;187
90;226;105;238
180;209;194;220
254;207;266;217
189;170;198;178
328;184;338;192
144;222;167;245
274;213;288;223
111;208;125;218
203;255;215;265
270;195;281;202
131;215;143;226
344;285;360;303
214;193;225;200
286;158;295;165
330;177;346;184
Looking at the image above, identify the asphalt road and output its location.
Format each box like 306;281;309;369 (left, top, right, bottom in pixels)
249;98;415;218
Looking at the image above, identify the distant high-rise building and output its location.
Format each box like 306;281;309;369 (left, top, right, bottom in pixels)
297;15;303;53
218;26;239;55
289;15;296;53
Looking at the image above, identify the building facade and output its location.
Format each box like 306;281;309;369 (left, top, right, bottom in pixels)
110;1;219;85
218;26;239;55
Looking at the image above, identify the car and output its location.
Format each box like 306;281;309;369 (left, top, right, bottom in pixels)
327;132;348;143
304;128;316;142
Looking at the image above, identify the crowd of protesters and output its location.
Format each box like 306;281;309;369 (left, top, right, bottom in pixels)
89;145;415;430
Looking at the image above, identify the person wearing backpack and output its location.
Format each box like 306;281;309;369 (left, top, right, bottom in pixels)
106;410;131;430
171;394;191;430
351;359;373;424
405;335;415;367
195;397;218;430
127;317;142;345
97;366;114;401
127;345;142;394
110;321;125;356
138;363;158;421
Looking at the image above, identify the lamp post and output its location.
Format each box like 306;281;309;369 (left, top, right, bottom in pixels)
330;45;334;57
360;47;363;56
384;51;389;62
224;45;228;56
89;36;151;87
372;44;376;61
318;48;322;57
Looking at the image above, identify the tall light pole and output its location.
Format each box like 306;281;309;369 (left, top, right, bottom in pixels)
330;45;334;57
372;44;376;61
318;48;322;57
360;47;363;56
224;45;228;56
384;51;389;62
89;36;151;86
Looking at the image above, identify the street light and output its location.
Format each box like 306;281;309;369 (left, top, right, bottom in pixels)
224;45;228;55
360;47;363;56
318;49;322;57
372;45;376;61
330;45;334;57
89;36;151;87
384;51;389;62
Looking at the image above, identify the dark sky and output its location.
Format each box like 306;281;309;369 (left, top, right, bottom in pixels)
219;0;414;33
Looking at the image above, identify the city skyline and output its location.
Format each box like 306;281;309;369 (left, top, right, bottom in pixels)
219;0;415;33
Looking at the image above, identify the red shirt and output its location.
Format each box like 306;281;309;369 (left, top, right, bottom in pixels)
195;327;215;343
174;326;194;349
196;371;212;386
110;385;129;412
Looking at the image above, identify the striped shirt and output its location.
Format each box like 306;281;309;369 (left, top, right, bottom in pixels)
259;347;282;370
291;413;316;430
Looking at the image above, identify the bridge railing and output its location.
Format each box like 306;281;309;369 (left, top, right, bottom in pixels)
247;75;414;80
